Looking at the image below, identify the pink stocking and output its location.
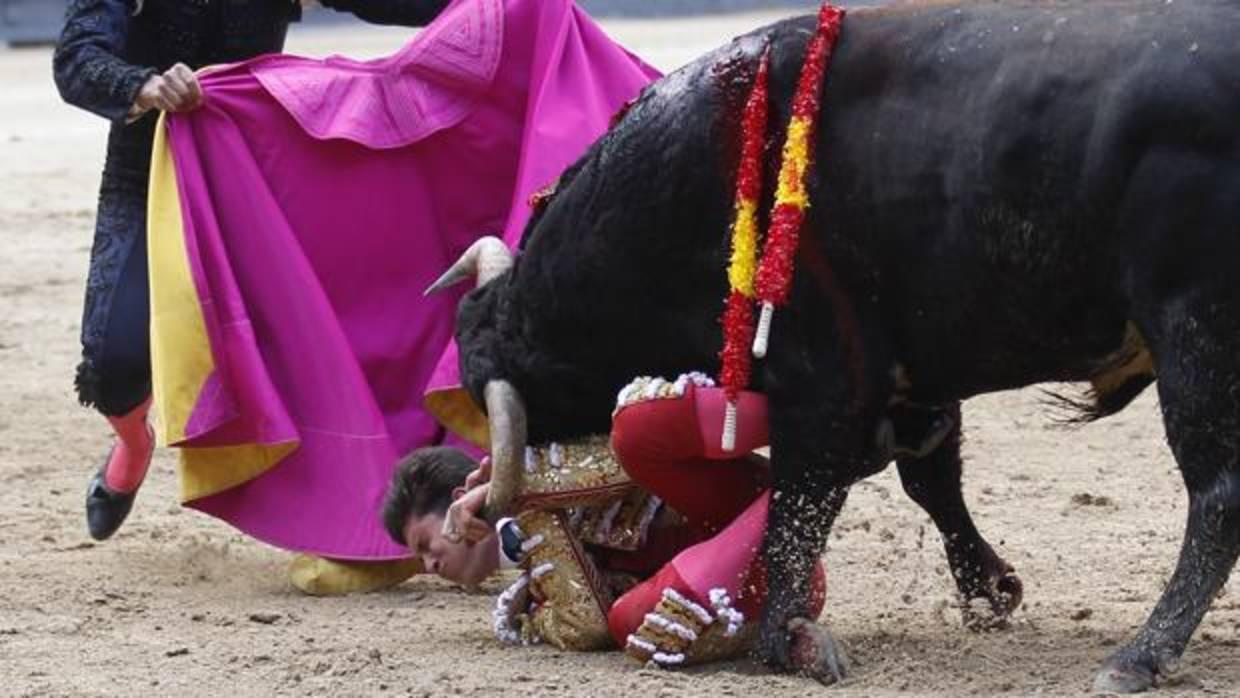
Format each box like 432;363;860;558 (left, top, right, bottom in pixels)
608;495;769;645
607;493;826;644
672;491;770;609
103;396;154;493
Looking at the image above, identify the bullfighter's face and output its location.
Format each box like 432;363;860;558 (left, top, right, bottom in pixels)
402;510;498;588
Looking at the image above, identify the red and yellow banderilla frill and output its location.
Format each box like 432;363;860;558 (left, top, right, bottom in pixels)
752;3;844;358
717;3;845;450
718;48;771;451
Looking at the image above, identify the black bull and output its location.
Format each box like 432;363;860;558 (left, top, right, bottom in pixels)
438;0;1240;691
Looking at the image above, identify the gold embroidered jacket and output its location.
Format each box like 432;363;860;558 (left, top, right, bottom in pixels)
500;436;662;651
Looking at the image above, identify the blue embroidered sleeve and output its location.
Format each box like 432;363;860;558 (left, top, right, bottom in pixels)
318;0;451;27
53;0;156;123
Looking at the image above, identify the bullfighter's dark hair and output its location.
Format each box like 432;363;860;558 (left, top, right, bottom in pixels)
381;446;475;546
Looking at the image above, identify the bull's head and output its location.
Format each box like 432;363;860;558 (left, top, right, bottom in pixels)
423;33;757;525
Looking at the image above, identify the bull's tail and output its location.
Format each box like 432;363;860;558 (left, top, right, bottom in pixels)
1044;324;1155;426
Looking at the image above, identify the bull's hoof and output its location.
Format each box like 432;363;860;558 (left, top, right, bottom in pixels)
1093;661;1155;694
754;615;793;670
786;618;852;685
962;570;1024;632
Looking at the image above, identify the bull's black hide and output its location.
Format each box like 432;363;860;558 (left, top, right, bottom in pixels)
454;0;1239;691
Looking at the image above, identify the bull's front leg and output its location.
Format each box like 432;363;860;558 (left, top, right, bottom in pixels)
755;404;887;684
891;403;1024;630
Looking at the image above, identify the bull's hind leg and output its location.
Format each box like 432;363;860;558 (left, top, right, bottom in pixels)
1095;300;1240;693
893;403;1023;630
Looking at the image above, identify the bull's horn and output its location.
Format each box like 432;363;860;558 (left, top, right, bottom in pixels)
481;379;527;523
423;236;514;296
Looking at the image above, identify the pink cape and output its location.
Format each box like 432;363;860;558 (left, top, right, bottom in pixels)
152;0;658;559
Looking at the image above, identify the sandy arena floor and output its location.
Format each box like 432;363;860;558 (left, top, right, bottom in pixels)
1;10;1237;697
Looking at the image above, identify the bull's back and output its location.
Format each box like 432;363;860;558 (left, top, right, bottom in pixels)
807;0;1240;401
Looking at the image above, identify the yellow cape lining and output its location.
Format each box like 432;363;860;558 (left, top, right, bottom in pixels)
147;113;296;502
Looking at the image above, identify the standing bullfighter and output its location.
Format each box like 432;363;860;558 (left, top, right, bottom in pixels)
54;0;451;542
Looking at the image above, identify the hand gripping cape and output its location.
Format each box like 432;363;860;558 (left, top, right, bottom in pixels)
146;0;659;559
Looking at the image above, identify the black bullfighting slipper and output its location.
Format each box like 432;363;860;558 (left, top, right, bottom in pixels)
85;455;139;541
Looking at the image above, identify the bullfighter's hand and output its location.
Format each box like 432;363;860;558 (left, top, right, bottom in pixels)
442;483;491;544
464;456;492;491
133;63;204;116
